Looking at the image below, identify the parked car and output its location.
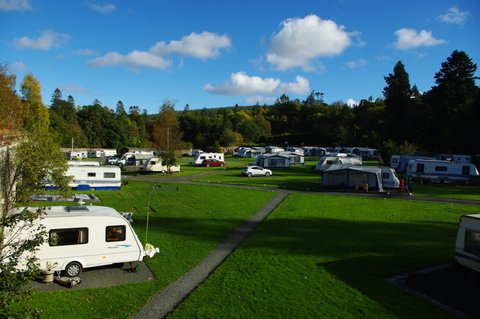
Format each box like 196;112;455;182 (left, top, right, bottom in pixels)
202;159;225;167
241;166;272;177
107;156;120;165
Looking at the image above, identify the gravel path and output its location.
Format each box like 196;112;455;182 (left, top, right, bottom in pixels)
133;190;289;319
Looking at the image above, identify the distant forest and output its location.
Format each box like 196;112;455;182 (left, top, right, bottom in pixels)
2;50;479;161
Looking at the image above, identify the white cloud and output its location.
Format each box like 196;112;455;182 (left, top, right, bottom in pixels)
267;14;351;71
150;31;231;60
437;6;470;25
345;58;367;69
9;61;27;72
278;76;310;95
14;29;70;50
87;50;172;71
88;2;116;14
0;0;31;11
203;72;310;99
346;98;358;107
203;72;280;96
393;28;446;50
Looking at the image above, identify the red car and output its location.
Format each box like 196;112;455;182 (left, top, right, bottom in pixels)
202;159;225;167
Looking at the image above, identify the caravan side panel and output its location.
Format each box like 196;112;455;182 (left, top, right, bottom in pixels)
455;215;480;272
36;216;144;272
46;165;122;190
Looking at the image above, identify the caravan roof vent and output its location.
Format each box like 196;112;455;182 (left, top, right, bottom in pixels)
66;206;89;212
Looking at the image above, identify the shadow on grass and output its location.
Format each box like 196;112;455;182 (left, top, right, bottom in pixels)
146;214;457;264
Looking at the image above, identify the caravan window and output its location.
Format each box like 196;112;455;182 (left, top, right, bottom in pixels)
106;225;126;242
88;172;96;177
49;228;88;246
416;163;424;173
104;172;116;178
464;229;480;255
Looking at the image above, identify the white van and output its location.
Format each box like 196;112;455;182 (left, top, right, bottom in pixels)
455;214;480;272
6;205;158;277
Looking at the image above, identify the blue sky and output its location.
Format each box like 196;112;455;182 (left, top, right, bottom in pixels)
1;0;479;113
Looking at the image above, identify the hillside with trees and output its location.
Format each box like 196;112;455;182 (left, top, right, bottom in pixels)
4;50;479;159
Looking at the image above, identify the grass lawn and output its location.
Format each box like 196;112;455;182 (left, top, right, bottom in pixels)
409;183;480;201
30;180;278;319
169;193;478;319
192;157;323;191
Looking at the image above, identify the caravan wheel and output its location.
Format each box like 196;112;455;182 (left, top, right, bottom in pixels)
65;261;82;277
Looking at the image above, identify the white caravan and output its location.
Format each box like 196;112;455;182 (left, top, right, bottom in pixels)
118;151;155;166
141;157;181;173
314;153;362;172
67;160;100;166
455;214;480;273
192;152;224;166
406;159;479;184
5;205;158;277
46;164;121;190
390;154;433;172
380;167;400;189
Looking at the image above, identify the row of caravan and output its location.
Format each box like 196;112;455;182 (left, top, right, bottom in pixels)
116;152;181;173
47;156;181;191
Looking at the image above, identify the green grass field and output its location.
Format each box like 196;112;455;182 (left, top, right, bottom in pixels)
169;194;478;319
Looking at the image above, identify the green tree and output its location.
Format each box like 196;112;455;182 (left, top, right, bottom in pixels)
128;107;149;147
151;101;183;151
1;69;70;318
49;88;88;147
20;73;50;133
0;65;25;134
159;151;178;172
425;50;479;152
383;61;412;142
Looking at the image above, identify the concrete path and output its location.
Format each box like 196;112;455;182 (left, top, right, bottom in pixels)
133;190;289;319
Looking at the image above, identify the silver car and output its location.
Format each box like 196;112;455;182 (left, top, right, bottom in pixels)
241;166;272;177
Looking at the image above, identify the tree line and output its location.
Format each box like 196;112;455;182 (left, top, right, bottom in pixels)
2;50;479;160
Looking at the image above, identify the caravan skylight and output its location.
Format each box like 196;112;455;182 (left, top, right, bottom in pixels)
66;206;89;212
